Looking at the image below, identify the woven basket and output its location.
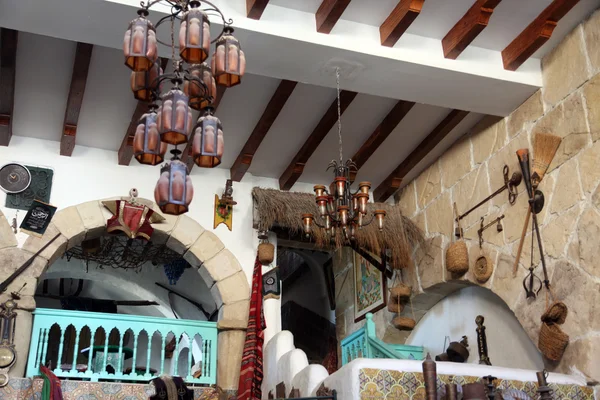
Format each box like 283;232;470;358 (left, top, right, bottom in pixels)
258;242;275;265
390;283;412;300
392;316;416;331
446;241;469;274
541;301;568;325
538;322;569;361
387;301;404;313
474;255;493;283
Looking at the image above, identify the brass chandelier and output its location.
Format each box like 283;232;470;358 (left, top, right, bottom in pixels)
123;0;245;215
302;68;385;241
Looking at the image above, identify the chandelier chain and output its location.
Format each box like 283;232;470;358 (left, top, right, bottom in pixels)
336;67;343;164
170;15;176;71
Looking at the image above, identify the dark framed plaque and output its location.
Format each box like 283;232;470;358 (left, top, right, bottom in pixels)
5;166;53;211
20;200;57;237
263;267;280;300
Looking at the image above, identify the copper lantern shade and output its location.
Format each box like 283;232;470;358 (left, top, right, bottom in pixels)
179;1;210;64
157;88;193;145
133;108;167;166
130;61;162;102
192;108;223;168
211;28;245;88
154;159;194;215
123;11;158;72
184;63;216;111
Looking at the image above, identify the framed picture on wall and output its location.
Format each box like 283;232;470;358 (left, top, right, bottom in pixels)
353;250;386;322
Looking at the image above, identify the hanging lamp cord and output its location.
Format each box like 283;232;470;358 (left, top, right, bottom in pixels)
336;67;343;164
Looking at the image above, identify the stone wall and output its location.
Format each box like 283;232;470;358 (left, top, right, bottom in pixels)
335;9;600;382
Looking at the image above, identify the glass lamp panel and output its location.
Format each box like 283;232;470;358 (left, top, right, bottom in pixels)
123;15;158;72
154;160;194;215
179;6;210;63
192;112;223;168
157;89;193;145
130;62;162;101
184;63;216;111
133;110;167;165
211;31;245;87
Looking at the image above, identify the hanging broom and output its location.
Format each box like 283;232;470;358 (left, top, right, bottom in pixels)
513;133;562;276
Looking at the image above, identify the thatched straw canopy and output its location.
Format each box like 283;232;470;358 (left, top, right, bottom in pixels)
252;188;424;269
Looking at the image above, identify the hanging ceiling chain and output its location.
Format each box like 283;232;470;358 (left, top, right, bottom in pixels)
336;67;343;164
170;15;177;71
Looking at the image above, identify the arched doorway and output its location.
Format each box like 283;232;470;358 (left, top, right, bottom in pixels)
0;197;250;395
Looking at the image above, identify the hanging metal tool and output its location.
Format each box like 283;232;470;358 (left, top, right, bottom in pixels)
456;165;520;235
523;216;542;299
477;214;504;248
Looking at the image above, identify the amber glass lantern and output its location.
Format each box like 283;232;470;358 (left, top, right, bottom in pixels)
179;1;210;64
157;88;193;145
123;10;158;72
212;27;246;87
192;108;223;168
130;61;162;102
184;63;216;111
154;154;194;215
133;106;167;166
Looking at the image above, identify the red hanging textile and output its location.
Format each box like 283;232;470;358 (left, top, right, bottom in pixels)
237;256;266;400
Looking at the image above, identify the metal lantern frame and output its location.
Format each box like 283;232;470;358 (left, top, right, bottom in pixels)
192;107;222;168
156;150;192;215
133;104;167;165
212;27;243;88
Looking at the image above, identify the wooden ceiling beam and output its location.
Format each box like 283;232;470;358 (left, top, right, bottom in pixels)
182;84;227;171
442;0;502;59
373;109;469;202
380;0;425;47
60;42;93;156
316;0;351;34
0;29;18;147
119;58;169;166
247;0;270;20
230;79;297;182
502;0;580;71
278;90;357;191
349;100;415;182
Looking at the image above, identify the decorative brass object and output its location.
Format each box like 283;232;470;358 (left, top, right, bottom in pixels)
422;353;437;400
477;215;504;248
0;287;25;387
536;370;553;399
214;179;236;231
476;315;491;366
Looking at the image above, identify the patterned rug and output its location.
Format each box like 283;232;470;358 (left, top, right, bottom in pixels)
359;369;594;400
0;378;218;400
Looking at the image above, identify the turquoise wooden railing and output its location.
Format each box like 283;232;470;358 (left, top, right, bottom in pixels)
340;313;424;365
26;308;217;385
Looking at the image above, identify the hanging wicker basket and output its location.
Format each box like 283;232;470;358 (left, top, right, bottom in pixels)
541;301;568;325
258;242;275;265
538;322;569;361
474;254;493;283
387;302;404;313
446;203;469;275
392;316;416;331
390;283;412;301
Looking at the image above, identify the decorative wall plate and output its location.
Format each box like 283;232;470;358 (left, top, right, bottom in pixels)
5;166;54;211
0;163;31;194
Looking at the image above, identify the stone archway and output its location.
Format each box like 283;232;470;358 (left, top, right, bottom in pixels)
0;198;250;394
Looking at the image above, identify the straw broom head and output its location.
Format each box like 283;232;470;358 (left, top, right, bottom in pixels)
532;133;561;185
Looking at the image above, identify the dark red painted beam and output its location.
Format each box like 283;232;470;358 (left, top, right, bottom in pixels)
380;0;425;47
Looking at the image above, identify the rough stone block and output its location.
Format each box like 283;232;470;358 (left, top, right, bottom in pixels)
452;164;490;229
52;206;86;249
210;271;250;309
199;249;242;288
76;201;107;239
0;213;17;250
167;216;205;254
218;300;250;329
491;253;528;309
579;139;600;194
217;329;245;390
0;275;37;297
549;159;584;215
583;9;600;74
440;137;472;189
558;336;600;381
577;207;600;277
22;224;68;266
532;92;589;173
424;191;452;237
184;231;225;267
334;261;353;313
471;116;506;164
543;205;581;258
542;26;591;108
582;73;600;142
150;210;179;245
507;90;544;138
415;236;444;290
513;290;548;344
415;161;441;209
0;248;47;278
394;180;417;217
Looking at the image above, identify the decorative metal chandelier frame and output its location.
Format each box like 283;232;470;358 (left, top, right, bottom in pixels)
123;0;244;215
302;69;385;242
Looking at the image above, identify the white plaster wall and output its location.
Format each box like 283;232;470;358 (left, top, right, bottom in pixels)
405;286;545;371
0;136;315;284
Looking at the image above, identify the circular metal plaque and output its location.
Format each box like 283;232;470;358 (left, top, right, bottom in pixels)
266;277;275;285
0;163;31;194
0;372;8;387
0;347;16;369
